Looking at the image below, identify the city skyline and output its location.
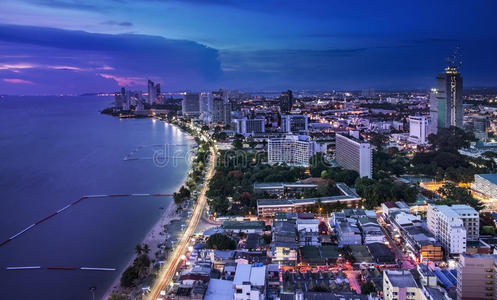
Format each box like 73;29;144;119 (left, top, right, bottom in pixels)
0;0;496;94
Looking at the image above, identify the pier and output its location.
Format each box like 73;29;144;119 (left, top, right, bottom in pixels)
0;193;173;248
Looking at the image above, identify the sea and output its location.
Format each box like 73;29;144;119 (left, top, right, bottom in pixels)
0;96;193;300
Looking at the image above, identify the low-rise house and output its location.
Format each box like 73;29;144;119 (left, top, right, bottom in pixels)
222;220;265;234
271;220;298;266
296;218;320;233
298;229;321;247
367;242;396;265
233;264;266;300
336;221;362;246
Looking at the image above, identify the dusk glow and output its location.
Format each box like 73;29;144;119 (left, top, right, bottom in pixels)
0;0;496;94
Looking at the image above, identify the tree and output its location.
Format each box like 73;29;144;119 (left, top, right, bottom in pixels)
369;132;389;151
309;153;329;177
108;293;126;300
142;244;150;254
206;233;237;250
361;280;376;294
437;182;484;211
428;126;475;152
232;138;243;150
135;244;143;255
120;265;139;288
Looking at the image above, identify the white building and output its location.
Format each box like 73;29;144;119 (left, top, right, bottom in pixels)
281;114;308;133
427;204;470;255
268;135;315;167
296;218;319;232
335;133;372;178
182;93;200;116
233;264;266;300
472;174;497;200
408;115;429;144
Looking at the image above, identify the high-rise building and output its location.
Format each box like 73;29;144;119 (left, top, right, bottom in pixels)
182;93;200;116
429;88;439;134
154;83;162;105
426;204;480;255
431;66;464;130
279;90;294;113
281;114;308;133
232;118;265;135
457;254;497;300
147;80;155;104
408;115;429;144
335;133;372;179
212;98;232;125
268;135;315;167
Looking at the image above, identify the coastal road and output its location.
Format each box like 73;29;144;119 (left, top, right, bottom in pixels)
148;138;217;300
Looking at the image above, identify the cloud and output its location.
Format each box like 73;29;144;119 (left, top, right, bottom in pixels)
99;73;146;86
3;78;34;84
0;23;221;93
101;20;133;27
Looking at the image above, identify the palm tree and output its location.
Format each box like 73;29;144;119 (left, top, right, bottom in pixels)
135;244;143;255
143;244;150;254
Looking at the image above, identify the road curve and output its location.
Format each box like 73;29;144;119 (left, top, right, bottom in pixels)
147;140;216;300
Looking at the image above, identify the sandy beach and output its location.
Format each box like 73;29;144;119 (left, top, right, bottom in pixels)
102;198;181;299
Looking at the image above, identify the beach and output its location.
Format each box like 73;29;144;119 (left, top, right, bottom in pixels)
102;120;194;300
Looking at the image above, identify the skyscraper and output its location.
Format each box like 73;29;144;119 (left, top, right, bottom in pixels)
182;93;200;116
147;80;155;105
431;65;463;130
279;90;294;113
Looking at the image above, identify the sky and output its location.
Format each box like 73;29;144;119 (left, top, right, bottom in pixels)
0;0;496;94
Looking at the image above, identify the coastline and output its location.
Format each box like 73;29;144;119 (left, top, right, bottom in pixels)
102;119;194;300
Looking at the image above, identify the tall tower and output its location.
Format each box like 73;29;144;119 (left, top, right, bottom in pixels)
279;90;294;113
436;67;463;129
432;50;464;130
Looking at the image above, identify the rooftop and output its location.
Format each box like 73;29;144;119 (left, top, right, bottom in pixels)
222;220;265;230
204;279;234;300
385;270;418;288
477;173;497;184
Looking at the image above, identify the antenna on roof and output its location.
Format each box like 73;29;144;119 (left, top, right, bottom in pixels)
447;46;463;70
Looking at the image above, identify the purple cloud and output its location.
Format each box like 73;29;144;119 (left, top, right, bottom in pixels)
0;24;221;94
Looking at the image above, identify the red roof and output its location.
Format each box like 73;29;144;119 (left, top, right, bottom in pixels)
179;273;210;283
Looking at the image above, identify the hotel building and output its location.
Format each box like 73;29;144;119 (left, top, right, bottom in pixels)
267;135;315;167
335;133;372;179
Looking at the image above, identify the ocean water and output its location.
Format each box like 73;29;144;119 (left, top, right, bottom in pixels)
0;96;192;300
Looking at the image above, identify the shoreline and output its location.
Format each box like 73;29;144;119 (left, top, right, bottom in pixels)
102;119;194;300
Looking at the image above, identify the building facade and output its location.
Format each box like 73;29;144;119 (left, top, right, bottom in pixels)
267;135;315;167
182;93;200;116
279;90;294;113
427;205;472;255
456;254;497;300
281;114;308;133
409;115;429;144
335;133;372;179
472;174;497;200
433;66;464;129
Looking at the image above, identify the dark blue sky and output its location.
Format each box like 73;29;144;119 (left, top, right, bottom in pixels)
0;0;496;94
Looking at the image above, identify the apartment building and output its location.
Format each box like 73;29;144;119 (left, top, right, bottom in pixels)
335;133;372;178
427;204;469;255
457;254;497;300
267;135;315;167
